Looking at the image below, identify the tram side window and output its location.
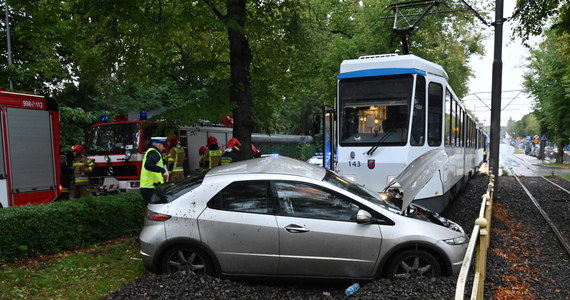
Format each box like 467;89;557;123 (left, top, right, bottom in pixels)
458;107;464;147
445;90;452;146
411;76;426;146
428;83;443;146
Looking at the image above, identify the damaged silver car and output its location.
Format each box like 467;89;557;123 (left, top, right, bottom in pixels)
139;155;468;280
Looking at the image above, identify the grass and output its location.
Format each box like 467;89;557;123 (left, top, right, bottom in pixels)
0;236;147;299
543;162;570;169
563;173;570;181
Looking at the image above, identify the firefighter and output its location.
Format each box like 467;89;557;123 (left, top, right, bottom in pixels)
72;144;94;198
202;136;222;169
221;138;242;164
165;135;186;181
140;137;169;204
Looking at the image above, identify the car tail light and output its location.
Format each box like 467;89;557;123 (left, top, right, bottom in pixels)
145;208;171;221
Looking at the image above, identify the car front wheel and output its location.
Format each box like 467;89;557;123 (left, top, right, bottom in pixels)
386;249;441;279
160;245;214;276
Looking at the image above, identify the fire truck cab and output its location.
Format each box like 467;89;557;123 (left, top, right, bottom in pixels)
87;113;161;194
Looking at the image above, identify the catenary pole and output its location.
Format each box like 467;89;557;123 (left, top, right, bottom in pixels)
489;0;504;187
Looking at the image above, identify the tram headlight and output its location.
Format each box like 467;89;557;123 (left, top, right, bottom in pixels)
345;175;356;182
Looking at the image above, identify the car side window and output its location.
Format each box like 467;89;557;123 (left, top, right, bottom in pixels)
274;181;359;221
208;181;270;214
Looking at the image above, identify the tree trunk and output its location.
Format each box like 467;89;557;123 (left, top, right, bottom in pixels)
556;145;565;164
227;0;253;160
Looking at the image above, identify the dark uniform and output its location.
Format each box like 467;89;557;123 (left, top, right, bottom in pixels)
72;154;94;198
140;137;168;204
166;145;186;181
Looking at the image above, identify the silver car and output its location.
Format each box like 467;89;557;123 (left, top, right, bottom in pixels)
139;155;468;280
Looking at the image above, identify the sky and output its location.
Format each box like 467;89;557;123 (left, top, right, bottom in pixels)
464;0;539;127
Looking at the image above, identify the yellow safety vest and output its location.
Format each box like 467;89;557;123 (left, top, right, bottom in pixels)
140;148;165;188
208;150;222;169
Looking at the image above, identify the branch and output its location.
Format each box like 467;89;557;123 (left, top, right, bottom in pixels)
330;30;353;39
203;0;225;20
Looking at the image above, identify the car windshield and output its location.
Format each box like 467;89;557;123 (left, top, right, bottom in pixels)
151;171;207;204
323;171;400;212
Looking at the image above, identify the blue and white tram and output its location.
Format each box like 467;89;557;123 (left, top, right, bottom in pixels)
327;54;487;213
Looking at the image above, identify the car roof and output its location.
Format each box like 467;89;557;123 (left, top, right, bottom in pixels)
205;155;327;180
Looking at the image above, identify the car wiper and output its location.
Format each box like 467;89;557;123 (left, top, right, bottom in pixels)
366;128;395;155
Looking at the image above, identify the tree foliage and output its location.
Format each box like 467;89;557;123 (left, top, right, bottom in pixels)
0;0;486;148
512;0;570;42
523;27;570;163
506;113;540;138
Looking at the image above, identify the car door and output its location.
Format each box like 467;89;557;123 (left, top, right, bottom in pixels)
198;180;279;275
273;180;383;278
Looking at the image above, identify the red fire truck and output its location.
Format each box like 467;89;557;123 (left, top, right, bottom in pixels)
87;112;314;194
86;112;161;194
0;89;60;207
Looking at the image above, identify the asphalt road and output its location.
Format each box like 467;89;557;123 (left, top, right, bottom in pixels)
498;143;570;177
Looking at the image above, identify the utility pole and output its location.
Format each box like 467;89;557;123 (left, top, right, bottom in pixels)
489;0;504;186
5;2;13;90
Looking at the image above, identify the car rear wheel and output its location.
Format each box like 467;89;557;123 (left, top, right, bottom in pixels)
386;249;441;279
160;245;214;276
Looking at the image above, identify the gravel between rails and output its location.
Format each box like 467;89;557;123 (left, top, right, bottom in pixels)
106;175;567;299
486;176;570;299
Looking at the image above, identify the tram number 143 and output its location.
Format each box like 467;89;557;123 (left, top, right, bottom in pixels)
349;161;361;167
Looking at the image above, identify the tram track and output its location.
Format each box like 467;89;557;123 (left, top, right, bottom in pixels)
507;167;570;257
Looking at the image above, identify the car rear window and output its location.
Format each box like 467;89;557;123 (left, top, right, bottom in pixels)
150;171;207;204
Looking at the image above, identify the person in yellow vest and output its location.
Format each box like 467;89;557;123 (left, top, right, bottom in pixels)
140;137;169;204
71;144;94;198
165;135;186;181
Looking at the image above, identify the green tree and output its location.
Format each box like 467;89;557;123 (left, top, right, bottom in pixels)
523;28;570;163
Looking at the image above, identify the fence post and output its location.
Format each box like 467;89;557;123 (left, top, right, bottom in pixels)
472;217;488;300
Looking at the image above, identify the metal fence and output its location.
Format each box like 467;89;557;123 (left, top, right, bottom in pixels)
455;172;495;300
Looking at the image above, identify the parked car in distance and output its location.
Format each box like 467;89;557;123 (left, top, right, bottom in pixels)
139;155;469;280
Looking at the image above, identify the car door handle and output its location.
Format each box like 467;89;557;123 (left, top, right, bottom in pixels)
285;224;310;233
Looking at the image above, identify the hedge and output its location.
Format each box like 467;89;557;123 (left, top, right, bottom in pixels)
0;193;145;264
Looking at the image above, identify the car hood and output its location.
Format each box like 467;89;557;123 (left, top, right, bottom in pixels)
385;149;447;213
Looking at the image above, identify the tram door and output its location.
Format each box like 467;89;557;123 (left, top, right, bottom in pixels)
323;106;336;171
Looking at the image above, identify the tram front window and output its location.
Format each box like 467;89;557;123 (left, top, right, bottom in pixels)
339;75;413;146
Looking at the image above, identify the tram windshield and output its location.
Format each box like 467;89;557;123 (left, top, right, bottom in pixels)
339;74;413;146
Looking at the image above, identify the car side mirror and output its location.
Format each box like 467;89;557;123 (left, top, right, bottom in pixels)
356;209;373;224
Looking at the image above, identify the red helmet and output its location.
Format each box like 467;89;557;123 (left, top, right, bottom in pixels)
207;136;218;146
72;144;84;155
251;144;262;158
170;135;179;146
199;146;207;156
228;138;241;149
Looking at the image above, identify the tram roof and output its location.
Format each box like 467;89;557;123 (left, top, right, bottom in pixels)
338;54;448;81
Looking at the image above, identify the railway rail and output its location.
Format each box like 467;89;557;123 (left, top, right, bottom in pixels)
507;167;570;257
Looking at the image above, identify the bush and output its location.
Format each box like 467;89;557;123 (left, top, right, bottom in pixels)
0;193;145;264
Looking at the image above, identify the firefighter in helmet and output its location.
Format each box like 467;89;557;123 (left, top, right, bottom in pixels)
201;136;222;169
72;144;94;198
165;135;186;181
221;138;242;165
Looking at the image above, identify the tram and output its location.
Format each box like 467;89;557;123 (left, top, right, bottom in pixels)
323;54;488;212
